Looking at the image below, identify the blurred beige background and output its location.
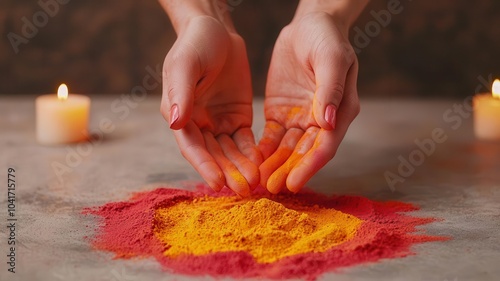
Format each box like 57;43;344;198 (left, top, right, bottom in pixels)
1;0;499;97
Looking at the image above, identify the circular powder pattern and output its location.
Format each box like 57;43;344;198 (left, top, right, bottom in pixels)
154;197;363;263
84;185;448;280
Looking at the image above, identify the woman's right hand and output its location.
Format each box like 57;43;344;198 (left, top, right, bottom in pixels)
159;11;261;197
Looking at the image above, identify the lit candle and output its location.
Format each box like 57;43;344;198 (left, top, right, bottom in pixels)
36;84;91;144
473;79;500;140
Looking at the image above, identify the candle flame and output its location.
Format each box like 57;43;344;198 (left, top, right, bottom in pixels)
57;84;68;101
492;79;500;99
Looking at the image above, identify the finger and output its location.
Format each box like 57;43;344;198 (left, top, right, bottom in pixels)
286;130;336;193
258;121;286;159
173;122;225;192
233;128;263;166
160;43;201;130
259;128;303;193
217;134;260;190
267;127;318;194
312;45;356;130
288;63;360;192
203;131;251;197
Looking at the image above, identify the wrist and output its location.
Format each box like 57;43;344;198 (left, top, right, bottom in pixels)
293;0;369;32
159;0;235;34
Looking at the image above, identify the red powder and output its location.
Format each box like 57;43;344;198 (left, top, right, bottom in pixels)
83;185;448;280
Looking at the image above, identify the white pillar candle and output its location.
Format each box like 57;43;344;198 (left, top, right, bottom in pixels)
473;79;500;140
36;84;91;145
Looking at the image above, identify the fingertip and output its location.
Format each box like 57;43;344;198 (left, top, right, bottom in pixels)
233;185;251;198
287;153;322;194
266;179;281;194
313;64;344;130
324;104;337;130
209;183;223;193
169;103;193;130
202;164;225;192
237;162;260;191
266;171;286;194
226;169;251;197
169;103;180;129
246;165;260;191
286;173;306;194
215;133;260;191
313;98;337;131
212;171;225;192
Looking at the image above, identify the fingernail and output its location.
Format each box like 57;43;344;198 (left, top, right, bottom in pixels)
324;104;337;129
169;104;179;128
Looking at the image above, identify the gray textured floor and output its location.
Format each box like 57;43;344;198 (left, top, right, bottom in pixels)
0;96;499;281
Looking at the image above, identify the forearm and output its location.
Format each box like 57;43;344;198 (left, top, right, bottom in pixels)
294;0;370;29
158;0;235;34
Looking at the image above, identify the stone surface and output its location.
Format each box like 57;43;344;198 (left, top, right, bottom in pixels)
0;96;499;281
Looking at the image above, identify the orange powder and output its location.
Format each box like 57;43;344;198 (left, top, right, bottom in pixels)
287;106;303;119
153;195;363;263
266;121;283;131
228;169;248;187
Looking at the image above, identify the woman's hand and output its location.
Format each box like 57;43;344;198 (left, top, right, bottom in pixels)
259;12;360;194
160;13;261;197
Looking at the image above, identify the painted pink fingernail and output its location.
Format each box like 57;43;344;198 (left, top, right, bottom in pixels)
325;104;337;129
169;104;179;128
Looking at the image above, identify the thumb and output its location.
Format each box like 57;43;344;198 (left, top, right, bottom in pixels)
160;47;201;130
312;51;353;130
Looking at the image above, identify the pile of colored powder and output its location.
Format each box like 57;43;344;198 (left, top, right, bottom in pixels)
84;185;447;280
154;197;362;263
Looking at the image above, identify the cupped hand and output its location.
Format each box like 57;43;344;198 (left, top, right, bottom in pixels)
161;16;262;197
259;12;360;194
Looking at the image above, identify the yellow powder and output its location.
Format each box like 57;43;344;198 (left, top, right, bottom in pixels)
153;196;363;263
